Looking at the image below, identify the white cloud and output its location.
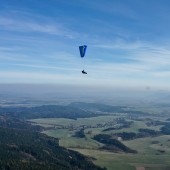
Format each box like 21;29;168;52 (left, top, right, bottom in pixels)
3;63;79;71
0;16;77;39
1;9;170;89
92;39;143;50
93;39;170;67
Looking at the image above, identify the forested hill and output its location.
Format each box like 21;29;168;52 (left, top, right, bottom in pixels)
0;116;106;170
0;103;148;120
0;105;106;119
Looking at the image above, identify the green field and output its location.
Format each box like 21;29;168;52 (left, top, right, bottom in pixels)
71;148;170;170
30;114;170;170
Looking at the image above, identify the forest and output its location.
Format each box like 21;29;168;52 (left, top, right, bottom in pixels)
1;102;170;170
0;115;105;170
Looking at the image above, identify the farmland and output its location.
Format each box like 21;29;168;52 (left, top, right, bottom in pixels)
30;103;170;170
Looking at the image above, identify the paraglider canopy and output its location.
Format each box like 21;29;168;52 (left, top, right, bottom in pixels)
79;45;87;58
79;45;87;74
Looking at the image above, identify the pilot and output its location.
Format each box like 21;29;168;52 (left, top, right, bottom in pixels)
82;70;87;74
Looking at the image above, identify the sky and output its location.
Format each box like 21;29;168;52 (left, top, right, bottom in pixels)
1;0;170;90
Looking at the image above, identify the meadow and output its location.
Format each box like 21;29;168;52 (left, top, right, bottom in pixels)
30;109;170;170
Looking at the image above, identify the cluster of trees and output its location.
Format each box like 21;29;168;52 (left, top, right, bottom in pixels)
146;120;163;127
161;123;170;135
93;134;137;153
0;116;106;170
112;129;161;141
73;129;85;138
103;119;133;132
146;120;170;135
146;118;170;135
112;126;170;141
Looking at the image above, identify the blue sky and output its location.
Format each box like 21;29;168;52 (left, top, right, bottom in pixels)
1;0;170;89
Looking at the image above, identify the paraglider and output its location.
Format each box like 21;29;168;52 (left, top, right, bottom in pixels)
79;45;87;74
82;70;87;74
